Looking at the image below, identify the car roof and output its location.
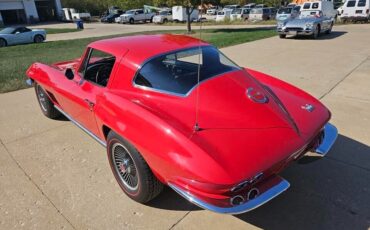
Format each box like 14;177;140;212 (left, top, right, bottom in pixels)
89;34;209;65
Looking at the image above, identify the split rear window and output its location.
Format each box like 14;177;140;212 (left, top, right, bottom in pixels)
134;46;240;95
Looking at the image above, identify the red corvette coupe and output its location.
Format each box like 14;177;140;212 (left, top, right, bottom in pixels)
26;34;337;214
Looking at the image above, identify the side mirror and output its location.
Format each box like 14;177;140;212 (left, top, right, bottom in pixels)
65;68;74;80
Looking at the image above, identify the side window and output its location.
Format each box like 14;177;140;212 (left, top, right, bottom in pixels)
303;3;311;9
312;3;319;9
81;49;116;87
138;10;144;14
358;0;366;7
347;1;356;7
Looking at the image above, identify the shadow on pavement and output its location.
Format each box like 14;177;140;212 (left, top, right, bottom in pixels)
149;134;370;229
286;31;347;40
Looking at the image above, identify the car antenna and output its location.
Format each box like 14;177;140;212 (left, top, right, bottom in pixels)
194;0;203;133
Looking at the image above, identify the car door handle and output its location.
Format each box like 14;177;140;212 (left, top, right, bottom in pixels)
84;99;95;110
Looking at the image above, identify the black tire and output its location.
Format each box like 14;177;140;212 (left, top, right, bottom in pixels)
0;38;7;48
312;25;320;39
163;18;168;24
129;18;134;24
279;34;286;39
326;23;333;34
107;131;163;203
34;83;61;119
34;35;44;43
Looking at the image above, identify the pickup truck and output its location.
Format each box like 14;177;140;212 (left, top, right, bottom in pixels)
119;9;155;24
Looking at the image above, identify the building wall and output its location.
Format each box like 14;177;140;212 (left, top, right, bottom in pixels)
23;0;39;22
0;0;62;24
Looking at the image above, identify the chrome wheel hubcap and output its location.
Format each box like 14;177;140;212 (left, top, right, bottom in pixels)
37;85;48;112
112;143;139;190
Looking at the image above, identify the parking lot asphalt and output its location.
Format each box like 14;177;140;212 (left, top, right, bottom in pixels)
30;22;274;41
0;24;369;230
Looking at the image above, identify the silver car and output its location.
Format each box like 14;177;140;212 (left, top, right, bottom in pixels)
0;26;46;47
277;10;334;39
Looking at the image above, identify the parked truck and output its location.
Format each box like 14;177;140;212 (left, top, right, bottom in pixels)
118;9;155;24
172;6;199;22
62;8;91;21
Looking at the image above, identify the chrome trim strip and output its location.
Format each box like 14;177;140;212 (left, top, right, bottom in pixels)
54;105;107;147
26;79;34;86
168;177;290;215
314;123;338;156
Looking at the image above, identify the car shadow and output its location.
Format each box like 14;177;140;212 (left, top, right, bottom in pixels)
286;31;347;40
148;134;370;229
211;27;276;33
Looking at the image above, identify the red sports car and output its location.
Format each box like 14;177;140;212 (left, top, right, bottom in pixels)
26;34;337;214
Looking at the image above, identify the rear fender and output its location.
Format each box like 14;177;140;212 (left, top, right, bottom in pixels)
94;91;233;186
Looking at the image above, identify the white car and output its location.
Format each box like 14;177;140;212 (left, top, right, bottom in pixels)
153;10;173;24
216;10;232;21
207;6;219;15
230;8;250;21
340;0;370;22
119;9;155;24
301;1;337;19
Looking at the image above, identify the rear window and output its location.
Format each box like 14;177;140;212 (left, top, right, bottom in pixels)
358;0;366;7
347;1;356;7
312;3;319;9
303;3;311;9
134;46;240;95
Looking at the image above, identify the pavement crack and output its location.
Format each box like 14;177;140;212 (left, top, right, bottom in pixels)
169;211;191;230
0;140;77;230
4;123;69;145
319;56;369;100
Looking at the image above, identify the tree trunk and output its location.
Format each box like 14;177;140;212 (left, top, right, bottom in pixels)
186;6;194;33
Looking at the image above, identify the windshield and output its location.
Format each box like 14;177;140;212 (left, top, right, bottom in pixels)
0;27;15;34
233;8;242;14
278;7;292;14
134;46;240;95
300;10;321;18
217;11;225;15
159;11;168;15
126;10;134;14
251;8;262;14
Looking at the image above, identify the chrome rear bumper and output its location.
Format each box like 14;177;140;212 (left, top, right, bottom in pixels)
314;123;338;156
168;176;290;215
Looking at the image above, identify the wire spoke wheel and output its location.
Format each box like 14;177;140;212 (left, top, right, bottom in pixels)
112;143;139;190
36;85;48;112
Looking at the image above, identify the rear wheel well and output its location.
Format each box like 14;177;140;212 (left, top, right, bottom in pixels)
0;38;7;46
102;125;111;140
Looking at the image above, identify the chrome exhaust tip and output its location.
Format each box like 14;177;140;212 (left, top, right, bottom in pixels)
247;188;260;200
230;195;245;206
